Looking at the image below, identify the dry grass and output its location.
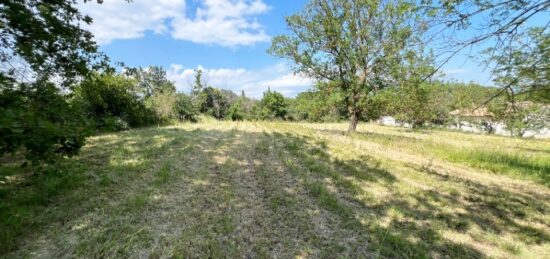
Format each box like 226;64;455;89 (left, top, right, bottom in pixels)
1;121;549;258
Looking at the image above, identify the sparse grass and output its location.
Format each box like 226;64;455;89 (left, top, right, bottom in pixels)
1;121;549;258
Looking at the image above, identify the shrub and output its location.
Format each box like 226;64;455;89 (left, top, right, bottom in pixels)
196;87;230;119
227;100;246;121
175;94;199;122
75;73;158;130
145;91;177;123
255;90;288;120
0;81;90;163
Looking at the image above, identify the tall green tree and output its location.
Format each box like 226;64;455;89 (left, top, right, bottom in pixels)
1;0;118;162
389;50;438;127
196;87;230;120
269;0;427;132
126;66;176;97
0;0;112;85
191;69;206;106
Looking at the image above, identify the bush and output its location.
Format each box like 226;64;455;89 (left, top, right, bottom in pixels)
0;81;90;163
97;116;129;132
289;88;347;122
255;90;288;120
145;91;178;123
75;73;158;130
196;87;230;120
227;100;246;121
175;94;199;122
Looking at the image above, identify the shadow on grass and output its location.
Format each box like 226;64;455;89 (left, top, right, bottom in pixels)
315;128;421;143
413;164;549;242
1;127;548;258
0;127;212;256
270;132;485;257
318;127;550;187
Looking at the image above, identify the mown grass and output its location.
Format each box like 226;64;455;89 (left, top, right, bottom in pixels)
343;124;550;186
1;121;549;258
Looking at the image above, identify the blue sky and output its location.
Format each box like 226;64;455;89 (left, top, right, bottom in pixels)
78;0;497;98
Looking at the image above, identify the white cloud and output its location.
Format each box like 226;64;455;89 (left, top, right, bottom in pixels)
78;0;269;46
167;63;315;98
171;0;270;46
78;0;185;44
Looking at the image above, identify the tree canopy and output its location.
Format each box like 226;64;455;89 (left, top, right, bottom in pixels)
269;0;429;131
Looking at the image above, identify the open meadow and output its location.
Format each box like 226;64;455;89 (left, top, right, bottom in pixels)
1;120;549;258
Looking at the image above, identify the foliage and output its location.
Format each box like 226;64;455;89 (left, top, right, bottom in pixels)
75;73;157;130
196;87;230;119
227;100;246;121
255;90;288;120
289;83;347;122
269;0;428;131
0;0;112;163
487;28;550;103
490;99;550;137
426;0;549;104
126;66;176;97
174;93;199;122
0;0;109;85
0;81;89;163
386;51;438;128
191;69;206;106
145;91;178;123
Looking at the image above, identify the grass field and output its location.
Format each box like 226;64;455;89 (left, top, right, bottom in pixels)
1;120;549;258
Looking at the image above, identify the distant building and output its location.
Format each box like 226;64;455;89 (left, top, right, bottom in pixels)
449;107;494;122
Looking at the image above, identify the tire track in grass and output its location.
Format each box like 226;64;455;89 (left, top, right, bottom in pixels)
266;122;549;258
141;127;242;258
254;122;373;257
227;128;334;258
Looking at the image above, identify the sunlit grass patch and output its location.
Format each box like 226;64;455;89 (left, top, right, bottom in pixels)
1;121;549;258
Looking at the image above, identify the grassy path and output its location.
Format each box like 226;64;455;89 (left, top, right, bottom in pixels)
1;121;549;258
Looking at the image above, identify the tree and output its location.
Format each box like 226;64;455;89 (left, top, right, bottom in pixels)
191;69;206;106
256;90;288;120
0;81;89;163
269;0;427;132
227;100;246;121
390;51;438;128
486;28;550;103
126;66;176;97
490;100;550;137
196;87;230;120
174;93;198;122
289;83;347;122
0;0;111;86
0;0;116;162
125;66;181;123
75;73;157;130
426;0;549;102
146;92;177;123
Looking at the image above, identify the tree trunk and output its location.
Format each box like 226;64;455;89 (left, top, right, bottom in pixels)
348;112;359;132
347;92;360;133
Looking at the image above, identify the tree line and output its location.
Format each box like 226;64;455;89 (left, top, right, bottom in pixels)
1;0;548;165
